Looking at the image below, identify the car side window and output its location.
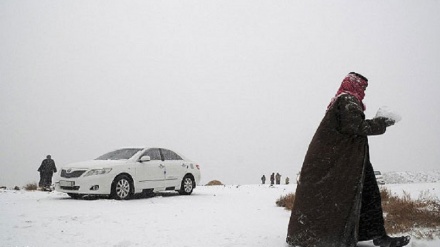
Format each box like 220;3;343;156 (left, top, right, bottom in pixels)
142;148;161;160
161;149;183;160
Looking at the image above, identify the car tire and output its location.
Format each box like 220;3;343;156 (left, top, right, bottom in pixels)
111;175;133;200
178;175;194;195
67;193;83;199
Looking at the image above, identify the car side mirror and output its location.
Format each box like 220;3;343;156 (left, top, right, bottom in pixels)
140;156;151;162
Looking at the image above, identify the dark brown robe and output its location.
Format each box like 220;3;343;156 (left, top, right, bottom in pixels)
287;94;388;247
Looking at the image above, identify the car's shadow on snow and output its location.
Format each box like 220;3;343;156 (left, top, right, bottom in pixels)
58;191;195;201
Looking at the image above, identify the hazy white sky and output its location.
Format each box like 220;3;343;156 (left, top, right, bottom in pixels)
1;0;439;187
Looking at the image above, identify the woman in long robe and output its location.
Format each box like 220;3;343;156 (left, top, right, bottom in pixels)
286;72;410;247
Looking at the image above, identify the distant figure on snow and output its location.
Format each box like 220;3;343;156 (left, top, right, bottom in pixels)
261;175;266;184
275;173;281;185
287;73;410;247
38;155;57;189
285;177;290;185
270;173;275;186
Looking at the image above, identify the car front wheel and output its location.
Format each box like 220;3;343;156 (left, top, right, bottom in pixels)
111;175;133;200
179;175;194;195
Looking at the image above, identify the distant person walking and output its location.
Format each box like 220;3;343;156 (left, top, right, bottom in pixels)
38;155;57;189
286;72;410;247
270;173;275;186
275;173;281;185
261;175;266;184
285;177;290;185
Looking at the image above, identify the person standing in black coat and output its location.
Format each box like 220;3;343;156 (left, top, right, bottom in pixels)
286;72;410;247
38;155;57;189
275;173;281;185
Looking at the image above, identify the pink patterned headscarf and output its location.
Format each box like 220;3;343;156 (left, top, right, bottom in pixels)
327;72;368;111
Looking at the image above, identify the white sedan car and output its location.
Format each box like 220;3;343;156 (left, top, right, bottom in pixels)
55;147;201;199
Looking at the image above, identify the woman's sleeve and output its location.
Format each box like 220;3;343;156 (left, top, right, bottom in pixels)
337;95;387;136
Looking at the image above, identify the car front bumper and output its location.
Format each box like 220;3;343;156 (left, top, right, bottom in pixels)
55;174;114;195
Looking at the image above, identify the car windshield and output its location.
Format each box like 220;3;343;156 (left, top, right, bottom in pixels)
374;171;381;175
95;148;143;160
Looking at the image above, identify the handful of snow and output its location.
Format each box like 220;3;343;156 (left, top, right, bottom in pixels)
375;106;402;123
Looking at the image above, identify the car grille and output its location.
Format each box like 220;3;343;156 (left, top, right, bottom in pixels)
61;169;87;178
60;186;80;191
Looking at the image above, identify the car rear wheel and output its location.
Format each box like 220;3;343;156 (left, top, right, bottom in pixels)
179;175;194;195
111;175;133;200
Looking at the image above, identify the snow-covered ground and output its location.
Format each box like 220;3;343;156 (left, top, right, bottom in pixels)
1;183;439;247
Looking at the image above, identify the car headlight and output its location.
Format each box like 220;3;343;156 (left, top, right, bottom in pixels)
83;168;112;177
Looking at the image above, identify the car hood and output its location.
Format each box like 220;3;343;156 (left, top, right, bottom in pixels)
63;160;129;169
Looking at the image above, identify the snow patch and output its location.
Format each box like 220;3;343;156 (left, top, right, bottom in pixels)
375;106;402;123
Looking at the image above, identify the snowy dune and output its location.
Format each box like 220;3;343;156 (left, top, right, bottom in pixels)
1;183;439;247
383;171;440;184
